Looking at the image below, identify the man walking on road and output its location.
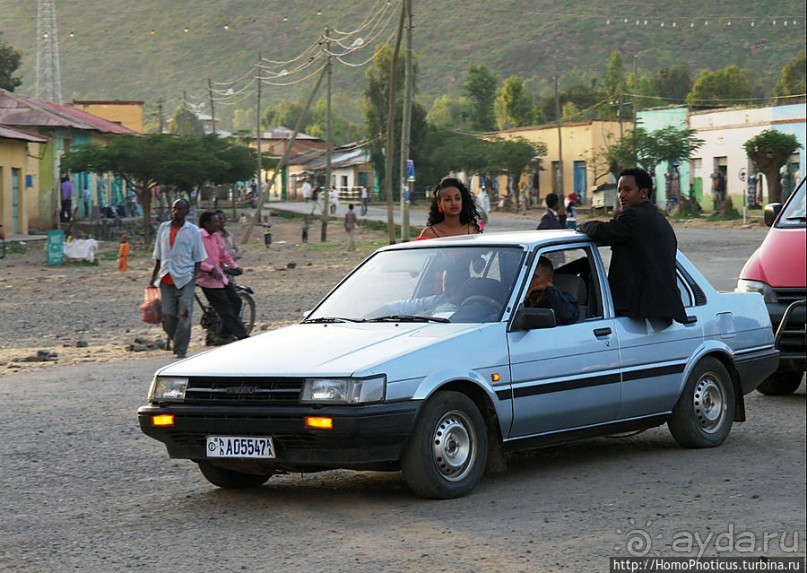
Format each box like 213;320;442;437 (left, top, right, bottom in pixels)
150;199;207;358
344;203;358;251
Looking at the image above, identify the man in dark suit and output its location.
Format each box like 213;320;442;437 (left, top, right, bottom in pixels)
537;193;564;229
578;168;687;324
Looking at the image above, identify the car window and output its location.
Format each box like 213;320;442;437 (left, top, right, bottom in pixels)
307;246;524;324
776;178;806;229
524;246;602;323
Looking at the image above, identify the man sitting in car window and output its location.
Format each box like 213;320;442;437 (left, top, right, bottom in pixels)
524;256;579;325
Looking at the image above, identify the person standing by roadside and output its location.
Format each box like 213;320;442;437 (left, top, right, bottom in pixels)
537;193;564;229
418;177;482;239
578;167;687;324
82;186;92;219
197;211;249;345
475;186;490;232
117;234;130;272
360;185;369;216
344;204;358;251
60;175;74;222
150;199;207;359
301;179;312;203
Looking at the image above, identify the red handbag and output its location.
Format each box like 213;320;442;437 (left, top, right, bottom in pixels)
140;287;163;324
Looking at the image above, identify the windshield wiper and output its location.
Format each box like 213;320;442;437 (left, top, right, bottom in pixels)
366;314;450;323
303;317;362;324
784;215;807;221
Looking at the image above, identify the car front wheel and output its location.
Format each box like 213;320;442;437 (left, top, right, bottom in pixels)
401;391;488;499
197;461;273;489
668;357;735;448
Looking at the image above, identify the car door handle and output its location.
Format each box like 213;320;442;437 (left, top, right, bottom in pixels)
593;327;612;337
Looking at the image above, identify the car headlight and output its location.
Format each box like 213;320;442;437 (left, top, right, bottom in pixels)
301;376;386;404
735;279;778;303
148;376;189;402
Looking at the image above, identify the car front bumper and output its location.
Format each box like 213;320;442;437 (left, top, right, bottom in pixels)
137;401;421;470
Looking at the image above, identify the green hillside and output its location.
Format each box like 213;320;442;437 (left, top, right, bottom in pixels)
1;0;804;130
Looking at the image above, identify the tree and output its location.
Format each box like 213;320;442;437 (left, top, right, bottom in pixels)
602;51;625;120
495;76;535;129
464;64;498;131
539;81;605;123
744;129;802;204
170;108;206;136
364;44;428;200
687;65;751;107
427;95;471;129
651;64;692;104
774;52;806;102
0;32;23;91
61;134;255;244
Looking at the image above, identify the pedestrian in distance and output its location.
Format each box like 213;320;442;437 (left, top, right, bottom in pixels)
302;216;311;243
117;234;130;272
150;199;207;359
418;177;482;239
344;204;358;251
537;193;564;230
60;175;74;223
578;167;687;324
360;185;369;216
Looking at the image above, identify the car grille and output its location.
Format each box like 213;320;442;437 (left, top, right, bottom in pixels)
184;376;303;404
775;288;806;306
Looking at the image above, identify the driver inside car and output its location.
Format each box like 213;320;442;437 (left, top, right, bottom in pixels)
524;256;579;325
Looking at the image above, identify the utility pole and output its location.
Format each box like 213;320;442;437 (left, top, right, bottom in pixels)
242;63;327;244
398;0;414;242
554;73;564;199
322;26;332;242
207;78;217;135
256;53;263;211
384;1;406;244
157;98;165;134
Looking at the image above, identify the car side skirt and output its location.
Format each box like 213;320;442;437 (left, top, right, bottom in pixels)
500;413;669;452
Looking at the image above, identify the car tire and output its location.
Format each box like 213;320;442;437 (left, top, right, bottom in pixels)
401;391;488;499
197;461;272;489
668;357;735;448
756;371;804;396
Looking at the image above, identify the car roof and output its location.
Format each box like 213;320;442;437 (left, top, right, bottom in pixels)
378;230;591;252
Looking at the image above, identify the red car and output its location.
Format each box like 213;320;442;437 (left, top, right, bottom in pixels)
737;178;806;395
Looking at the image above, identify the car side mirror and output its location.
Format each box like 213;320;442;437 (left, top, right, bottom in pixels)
764;203;781;227
511;305;557;331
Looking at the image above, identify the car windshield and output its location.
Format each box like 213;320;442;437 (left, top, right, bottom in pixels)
305;245;525;324
776;179;806;229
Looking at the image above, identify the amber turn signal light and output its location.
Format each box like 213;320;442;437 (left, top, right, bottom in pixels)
151;414;175;427
304;416;333;430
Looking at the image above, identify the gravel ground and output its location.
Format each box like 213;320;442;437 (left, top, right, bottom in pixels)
0;215;383;376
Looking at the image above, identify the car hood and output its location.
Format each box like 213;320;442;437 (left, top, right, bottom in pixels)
157;322;490;378
740;227;807;288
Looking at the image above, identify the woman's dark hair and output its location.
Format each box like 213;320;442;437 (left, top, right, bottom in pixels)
199;210;218;228
426;177;480;229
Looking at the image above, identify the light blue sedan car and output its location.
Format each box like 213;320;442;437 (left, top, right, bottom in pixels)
139;231;779;498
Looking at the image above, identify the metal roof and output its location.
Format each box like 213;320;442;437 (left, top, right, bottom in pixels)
0;89;139;134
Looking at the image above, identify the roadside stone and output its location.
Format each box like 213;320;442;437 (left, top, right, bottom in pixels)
76;340;89;348
128;344;149;352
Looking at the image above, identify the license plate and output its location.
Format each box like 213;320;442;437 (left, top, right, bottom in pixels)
206;436;275;459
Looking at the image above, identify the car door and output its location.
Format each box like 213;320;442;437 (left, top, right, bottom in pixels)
606;253;705;418
506;245;622;438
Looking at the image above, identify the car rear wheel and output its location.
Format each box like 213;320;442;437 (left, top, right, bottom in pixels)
401;391;488;499
668;357;735;448
197;461;272;489
756;370;804;396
